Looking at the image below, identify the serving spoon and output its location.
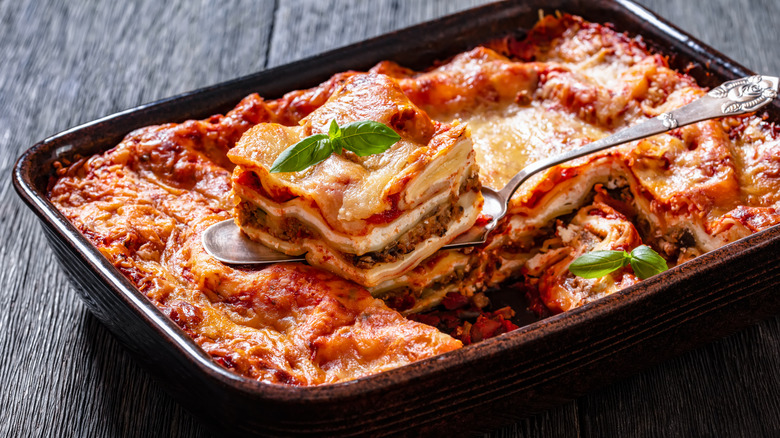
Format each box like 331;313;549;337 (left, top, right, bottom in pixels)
203;75;778;264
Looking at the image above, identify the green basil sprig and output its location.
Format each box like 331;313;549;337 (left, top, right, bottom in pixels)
269;119;401;173
568;245;668;280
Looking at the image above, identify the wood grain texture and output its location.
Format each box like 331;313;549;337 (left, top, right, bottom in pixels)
0;1;274;437
1;0;778;437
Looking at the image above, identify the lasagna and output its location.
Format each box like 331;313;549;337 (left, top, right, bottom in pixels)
228;73;483;287
48;14;780;385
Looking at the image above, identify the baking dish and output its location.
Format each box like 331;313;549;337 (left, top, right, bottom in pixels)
13;0;780;435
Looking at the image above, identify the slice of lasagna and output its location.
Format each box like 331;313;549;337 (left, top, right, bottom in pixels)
523;188;643;313
227;73;483;287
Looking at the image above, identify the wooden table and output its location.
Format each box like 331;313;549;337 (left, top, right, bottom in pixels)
2;0;779;436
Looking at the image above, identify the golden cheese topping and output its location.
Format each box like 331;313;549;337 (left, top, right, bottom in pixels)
450;100;607;190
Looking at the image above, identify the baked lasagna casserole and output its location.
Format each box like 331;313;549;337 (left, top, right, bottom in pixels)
49;14;780;385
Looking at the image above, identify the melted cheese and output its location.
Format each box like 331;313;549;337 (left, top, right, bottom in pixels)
448;100;607;190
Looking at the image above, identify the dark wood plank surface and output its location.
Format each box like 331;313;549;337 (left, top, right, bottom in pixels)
1;0;778;436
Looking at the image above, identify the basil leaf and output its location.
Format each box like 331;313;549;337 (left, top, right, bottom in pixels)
339;120;401;156
328;119;340;138
568;250;630;279
268;120;400;173
628;245;668;279
269;134;332;173
328;119;343;154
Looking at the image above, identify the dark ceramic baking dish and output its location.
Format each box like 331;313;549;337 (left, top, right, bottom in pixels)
12;0;780;436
